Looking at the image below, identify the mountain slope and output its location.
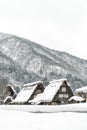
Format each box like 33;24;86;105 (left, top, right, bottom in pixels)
0;32;87;91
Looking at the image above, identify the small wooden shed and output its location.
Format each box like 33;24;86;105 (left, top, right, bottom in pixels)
30;78;73;105
12;81;44;104
68;96;86;103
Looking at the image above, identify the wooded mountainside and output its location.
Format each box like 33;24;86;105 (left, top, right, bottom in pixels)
0;32;87;93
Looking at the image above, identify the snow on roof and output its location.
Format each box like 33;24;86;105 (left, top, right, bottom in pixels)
49;78;67;84
6;84;17;94
23;81;43;87
4;96;13;104
29;80;63;104
41;82;62;102
75;86;87;94
50;78;71;88
29;93;42;104
69;96;85;102
13;85;37;103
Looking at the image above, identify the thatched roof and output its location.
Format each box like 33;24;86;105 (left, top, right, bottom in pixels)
4;84;17;96
29;78;71;104
13;85;37;103
12;81;44;103
49;78;67;84
23;81;43;87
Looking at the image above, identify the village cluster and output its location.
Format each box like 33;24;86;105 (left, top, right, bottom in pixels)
0;78;87;105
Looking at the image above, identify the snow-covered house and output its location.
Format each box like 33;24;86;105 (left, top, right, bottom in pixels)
29;78;73;105
68;96;86;103
3;84;17;104
75;86;87;101
12;81;44;104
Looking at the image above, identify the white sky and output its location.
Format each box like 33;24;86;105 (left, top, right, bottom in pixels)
0;0;87;59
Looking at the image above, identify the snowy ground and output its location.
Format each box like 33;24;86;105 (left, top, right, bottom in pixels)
0;103;87;113
0;103;87;130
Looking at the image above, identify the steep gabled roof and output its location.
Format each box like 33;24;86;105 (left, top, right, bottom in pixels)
12;81;44;103
40;82;62;102
30;78;70;104
13;85;37;103
5;84;17;95
23;81;43;87
49;78;67;84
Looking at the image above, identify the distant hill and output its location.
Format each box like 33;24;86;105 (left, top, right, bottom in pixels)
0;32;87;92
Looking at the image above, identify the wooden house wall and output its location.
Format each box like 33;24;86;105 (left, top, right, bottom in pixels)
52;84;73;104
29;84;44;101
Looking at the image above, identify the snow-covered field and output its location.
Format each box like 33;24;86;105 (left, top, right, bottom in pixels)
0;103;87;130
0;103;87;113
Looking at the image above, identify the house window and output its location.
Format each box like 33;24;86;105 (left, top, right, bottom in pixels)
62;87;66;92
59;94;69;98
63;94;68;98
59;94;63;98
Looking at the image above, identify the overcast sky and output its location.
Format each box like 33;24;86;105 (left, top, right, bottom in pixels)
0;0;87;59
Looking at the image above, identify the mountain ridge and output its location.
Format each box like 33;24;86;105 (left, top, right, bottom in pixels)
0;32;87;92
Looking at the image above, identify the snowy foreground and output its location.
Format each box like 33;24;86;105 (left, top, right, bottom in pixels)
0;103;87;113
0;103;87;130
